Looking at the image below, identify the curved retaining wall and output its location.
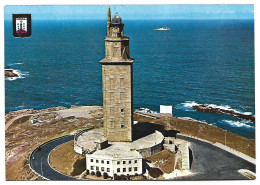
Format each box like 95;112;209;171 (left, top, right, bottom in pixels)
136;142;163;158
74;127;94;155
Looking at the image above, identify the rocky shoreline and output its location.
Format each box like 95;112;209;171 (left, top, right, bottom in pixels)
192;104;255;122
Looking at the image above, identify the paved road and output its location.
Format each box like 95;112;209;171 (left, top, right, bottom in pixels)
30;135;81;180
176;135;255;180
30;134;255;180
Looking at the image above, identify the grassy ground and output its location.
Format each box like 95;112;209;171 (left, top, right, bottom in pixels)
49;140;85;176
146;150;176;173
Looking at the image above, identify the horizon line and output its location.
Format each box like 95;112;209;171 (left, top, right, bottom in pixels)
4;18;254;21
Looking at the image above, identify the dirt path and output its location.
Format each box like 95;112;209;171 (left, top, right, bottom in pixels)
5;113;32;131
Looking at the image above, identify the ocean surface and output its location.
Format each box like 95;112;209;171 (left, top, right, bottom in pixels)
5;19;255;139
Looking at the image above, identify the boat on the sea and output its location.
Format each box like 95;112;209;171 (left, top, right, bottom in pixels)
154;27;170;31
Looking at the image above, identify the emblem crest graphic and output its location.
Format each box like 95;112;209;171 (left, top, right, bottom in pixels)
12;14;31;38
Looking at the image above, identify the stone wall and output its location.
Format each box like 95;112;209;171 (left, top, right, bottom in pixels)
102;64;133;142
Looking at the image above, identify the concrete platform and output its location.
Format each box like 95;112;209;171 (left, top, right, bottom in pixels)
75;127;164;158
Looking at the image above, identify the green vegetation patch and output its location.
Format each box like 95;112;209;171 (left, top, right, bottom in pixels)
148;167;163;178
70;158;86;176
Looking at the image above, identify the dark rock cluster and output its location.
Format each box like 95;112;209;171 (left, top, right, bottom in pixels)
193;104;255;122
5;69;18;77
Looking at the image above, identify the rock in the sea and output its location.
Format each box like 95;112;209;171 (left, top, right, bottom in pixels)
5;69;18;77
193;104;255;122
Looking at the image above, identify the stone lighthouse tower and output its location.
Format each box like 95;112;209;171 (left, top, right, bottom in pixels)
100;7;134;142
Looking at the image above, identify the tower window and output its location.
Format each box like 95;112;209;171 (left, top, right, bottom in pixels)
114;47;118;56
121;124;124;128
109;78;114;86
110;107;114;115
110;121;115;128
120;108;124;113
120;78;124;86
120;92;124;100
109;92;114;100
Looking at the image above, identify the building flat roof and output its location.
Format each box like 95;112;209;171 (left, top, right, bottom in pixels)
80;128;164;160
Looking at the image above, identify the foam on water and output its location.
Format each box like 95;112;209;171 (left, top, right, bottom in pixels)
5;69;29;81
221;120;254;129
177;101;253;116
175;101;198;111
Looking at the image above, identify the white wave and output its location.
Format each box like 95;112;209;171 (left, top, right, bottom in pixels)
221;120;254;129
175;101;200;111
177;101;253;116
7;62;24;66
5;69;29;81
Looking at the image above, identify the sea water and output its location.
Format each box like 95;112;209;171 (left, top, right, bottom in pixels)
5;19;255;138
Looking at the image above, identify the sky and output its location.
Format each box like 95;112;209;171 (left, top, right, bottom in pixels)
4;4;254;20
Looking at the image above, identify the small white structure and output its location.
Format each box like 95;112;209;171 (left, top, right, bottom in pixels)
160;105;172;114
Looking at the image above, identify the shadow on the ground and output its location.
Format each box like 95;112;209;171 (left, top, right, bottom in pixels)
132;122;180;141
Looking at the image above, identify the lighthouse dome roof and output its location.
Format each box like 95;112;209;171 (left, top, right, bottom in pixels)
111;12;122;24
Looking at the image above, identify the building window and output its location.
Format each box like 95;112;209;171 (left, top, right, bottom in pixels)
110;121;115;128
101;160;104;164
120;108;124;113
134;160;137;164
96;166;99;170
120;78;124;86
107;168;110;172
114;47;118;56
117;168;120;172
120;92;124;100
117;161;120;165
96;160;99;163
90;159;93;162
134;167;138;171
121;124;124;128
109;92;114;100
129;167;132;172
123;168;126;172
109;78;114;86
107;161;110;164
123;161;126;164
129;161;131;164
101;167;104;171
91;166;94;170
110;107;114;116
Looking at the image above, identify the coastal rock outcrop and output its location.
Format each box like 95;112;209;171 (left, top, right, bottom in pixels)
5;69;18;77
192;104;255;122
